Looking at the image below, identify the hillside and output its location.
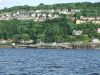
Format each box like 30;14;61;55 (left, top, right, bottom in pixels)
0;2;100;44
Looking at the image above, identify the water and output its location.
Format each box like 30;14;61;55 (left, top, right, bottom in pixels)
0;48;100;75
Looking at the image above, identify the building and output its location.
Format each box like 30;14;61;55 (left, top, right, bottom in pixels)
97;28;100;33
76;16;100;24
72;30;83;35
91;38;100;44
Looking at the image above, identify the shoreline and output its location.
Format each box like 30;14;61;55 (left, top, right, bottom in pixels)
0;44;99;50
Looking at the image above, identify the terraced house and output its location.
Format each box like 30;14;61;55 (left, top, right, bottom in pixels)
76;16;100;24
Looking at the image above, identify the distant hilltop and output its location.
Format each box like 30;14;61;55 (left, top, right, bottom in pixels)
0;2;100;12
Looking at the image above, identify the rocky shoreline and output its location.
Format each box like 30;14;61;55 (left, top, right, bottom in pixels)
0;43;98;49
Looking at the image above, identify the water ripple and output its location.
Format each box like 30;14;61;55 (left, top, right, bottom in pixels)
0;48;100;75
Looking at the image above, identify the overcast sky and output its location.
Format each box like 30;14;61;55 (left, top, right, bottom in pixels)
0;0;100;9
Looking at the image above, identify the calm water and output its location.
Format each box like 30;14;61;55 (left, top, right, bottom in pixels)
0;48;100;75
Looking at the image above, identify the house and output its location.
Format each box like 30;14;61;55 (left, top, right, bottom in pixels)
58;9;80;15
97;28;100;33
59;10;75;15
47;14;53;19
72;30;83;35
17;11;31;20
53;15;59;19
42;14;46;17
80;16;96;21
0;15;12;20
91;38;100;44
48;14;52;17
76;16;100;24
50;9;55;13
31;13;37;17
71;9;80;12
12;12;18;18
92;21;100;24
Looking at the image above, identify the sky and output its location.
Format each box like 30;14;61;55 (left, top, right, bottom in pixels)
0;0;100;9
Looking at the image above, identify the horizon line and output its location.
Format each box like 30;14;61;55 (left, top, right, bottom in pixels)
0;1;99;10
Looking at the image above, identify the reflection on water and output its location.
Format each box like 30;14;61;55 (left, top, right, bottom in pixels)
0;48;100;75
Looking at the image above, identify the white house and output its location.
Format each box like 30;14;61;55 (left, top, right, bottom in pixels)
91;38;100;43
97;28;100;33
72;30;83;35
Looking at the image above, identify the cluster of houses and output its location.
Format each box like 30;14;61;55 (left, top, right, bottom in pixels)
0;9;80;21
76;16;100;24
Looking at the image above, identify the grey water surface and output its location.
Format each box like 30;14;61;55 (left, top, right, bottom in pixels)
0;48;100;75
